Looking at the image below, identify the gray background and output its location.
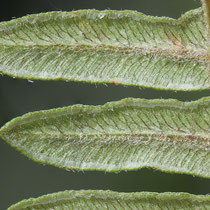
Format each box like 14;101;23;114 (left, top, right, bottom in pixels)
0;0;209;209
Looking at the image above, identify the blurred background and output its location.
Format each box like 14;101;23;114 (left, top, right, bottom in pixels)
0;0;209;209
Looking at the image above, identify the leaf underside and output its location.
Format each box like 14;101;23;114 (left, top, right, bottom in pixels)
0;8;209;90
8;190;210;210
0;97;209;178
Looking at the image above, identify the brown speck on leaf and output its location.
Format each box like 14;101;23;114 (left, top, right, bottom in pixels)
172;39;183;48
112;81;119;86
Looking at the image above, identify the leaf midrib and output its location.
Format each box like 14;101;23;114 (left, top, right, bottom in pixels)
9;131;209;145
1;43;209;62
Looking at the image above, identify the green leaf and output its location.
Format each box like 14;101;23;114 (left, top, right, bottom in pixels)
0;8;209;90
8;190;210;210
0;97;209;178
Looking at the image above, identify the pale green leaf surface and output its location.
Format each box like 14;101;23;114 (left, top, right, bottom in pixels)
8;190;210;210
0;8;209;90
0;97;209;177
